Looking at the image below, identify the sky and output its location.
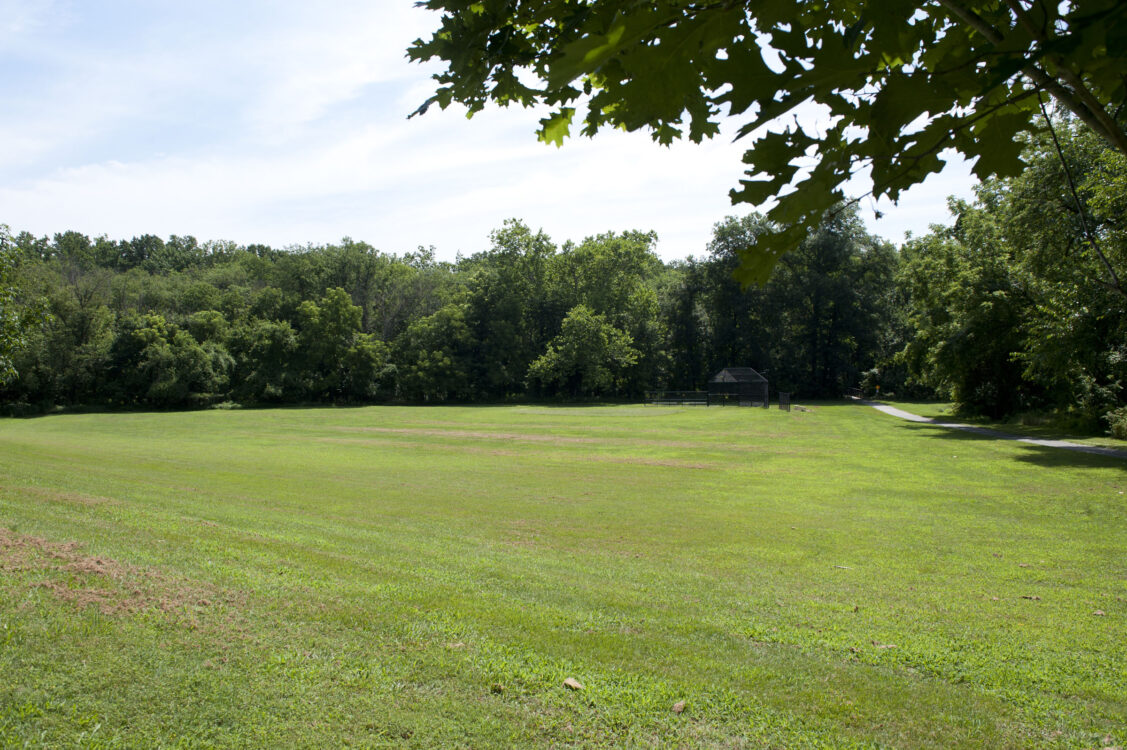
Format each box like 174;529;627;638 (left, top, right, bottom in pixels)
0;0;980;262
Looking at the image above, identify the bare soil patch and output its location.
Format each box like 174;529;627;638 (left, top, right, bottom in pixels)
0;526;239;618
319;436;715;469
332;426;606;445
325;426;754;453
2;484;120;507
592;455;714;470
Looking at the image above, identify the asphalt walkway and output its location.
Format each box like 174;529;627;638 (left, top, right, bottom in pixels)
863;400;1127;460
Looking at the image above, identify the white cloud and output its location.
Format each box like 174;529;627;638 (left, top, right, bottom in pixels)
239;2;440;141
0;0;62;48
0;0;977;260
0;100;757;258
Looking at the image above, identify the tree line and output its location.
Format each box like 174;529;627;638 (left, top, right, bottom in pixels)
2;120;1125;435
0;211;894;409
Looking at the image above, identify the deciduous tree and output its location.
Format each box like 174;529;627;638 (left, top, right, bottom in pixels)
410;1;1127;282
0;225;45;383
527;304;638;396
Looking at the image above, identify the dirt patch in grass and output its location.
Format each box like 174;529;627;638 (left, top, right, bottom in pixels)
324;427;744;454
320;437;716;469
2;484;120;507
591;455;714;470
332;426;607;445
0;526;240;619
502;519;547;550
318;437;509;454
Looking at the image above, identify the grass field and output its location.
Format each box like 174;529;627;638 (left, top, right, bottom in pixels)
1;402;1125;748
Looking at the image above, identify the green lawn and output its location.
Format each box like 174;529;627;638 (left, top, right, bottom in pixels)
1;403;1124;748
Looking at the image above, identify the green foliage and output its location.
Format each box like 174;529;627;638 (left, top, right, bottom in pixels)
410;1;1127;282
395;304;475;402
296;288;393;401
999;123;1127;421
897;210;1029;417
896;117;1127;422
462;220;558;397
0;216;922;411
186;309;229;344
0;225;47;384
107;314;229;407
663;208;896;397
552;230;668;392
341;333;394;401
0;241;24;383
6;158;1123;428
1106;406;1127;439
228;318;300;403
527;304;638;396
11;286;114;406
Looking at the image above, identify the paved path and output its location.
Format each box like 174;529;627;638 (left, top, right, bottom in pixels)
863;400;1127;460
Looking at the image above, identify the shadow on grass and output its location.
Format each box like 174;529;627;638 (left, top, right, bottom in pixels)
898;421;1127;472
0;398;665;420
881;399;1118;445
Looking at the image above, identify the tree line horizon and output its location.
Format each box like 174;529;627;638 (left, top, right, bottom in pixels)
1;121;1125;435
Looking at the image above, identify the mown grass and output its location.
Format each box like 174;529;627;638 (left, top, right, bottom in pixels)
1;402;1124;748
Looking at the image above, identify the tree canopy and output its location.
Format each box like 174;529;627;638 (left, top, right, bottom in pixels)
0;225;44;383
4;118;1125;430
0;213;899;411
409;1;1127;283
896;118;1127;423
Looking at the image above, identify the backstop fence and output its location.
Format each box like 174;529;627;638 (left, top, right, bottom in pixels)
645;390;709;405
646;390;772;407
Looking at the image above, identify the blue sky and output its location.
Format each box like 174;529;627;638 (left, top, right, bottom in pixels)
1;0;978;261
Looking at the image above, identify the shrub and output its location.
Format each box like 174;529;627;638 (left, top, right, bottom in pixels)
1105;407;1127;440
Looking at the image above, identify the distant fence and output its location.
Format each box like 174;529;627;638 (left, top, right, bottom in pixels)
647;388;798;411
707;393;769;408
646;390;773;407
646;390;708;405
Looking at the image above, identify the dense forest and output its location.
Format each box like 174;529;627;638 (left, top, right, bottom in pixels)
2;120;1125;435
0;211;892;406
